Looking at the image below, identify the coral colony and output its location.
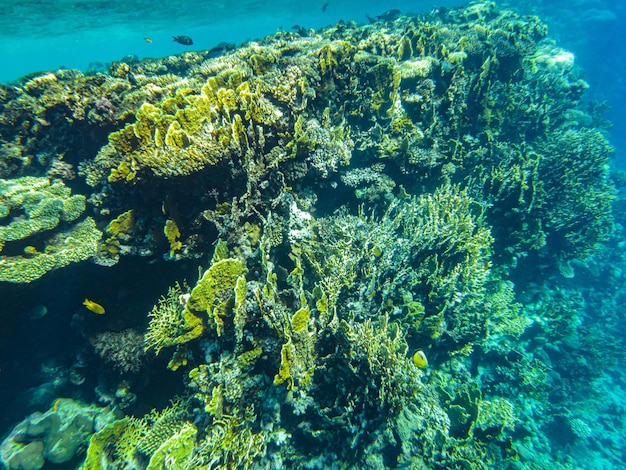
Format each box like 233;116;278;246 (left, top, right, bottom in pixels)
1;2;624;469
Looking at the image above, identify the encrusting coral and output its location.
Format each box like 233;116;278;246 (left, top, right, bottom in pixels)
0;176;102;282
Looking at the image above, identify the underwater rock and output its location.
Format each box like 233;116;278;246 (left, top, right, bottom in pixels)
0;398;116;469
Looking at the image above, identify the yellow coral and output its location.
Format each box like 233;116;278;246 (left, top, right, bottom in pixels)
274;341;294;389
187;258;245;336
144;283;187;355
99;210;135;262
164;219;183;256
106;209;135;238
82;418;132;470
290;306;310;333
0;218;101;283
146;423;197;470
108;160;137;183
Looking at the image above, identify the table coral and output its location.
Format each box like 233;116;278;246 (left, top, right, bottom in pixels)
0;217;101;283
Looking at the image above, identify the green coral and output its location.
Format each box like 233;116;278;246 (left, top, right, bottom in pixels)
82;418;134;470
136;402;190;457
339;316;421;413
146;423;197;470
95;67;294;178
534;128;614;258
0;176;85;250
475;398;516;437
0;176;101;283
144;282;187;355
186;415;267;469
81;400;192;469
0;217;101;283
290;306;310;333
164;218;183;256
302;182;493;347
186;257;245;337
96;209;136;266
144;249;245;367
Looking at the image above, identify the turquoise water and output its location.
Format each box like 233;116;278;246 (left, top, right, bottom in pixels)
0;1;625;469
0;1;461;82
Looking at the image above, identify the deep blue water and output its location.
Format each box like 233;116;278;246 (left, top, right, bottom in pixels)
1;1;625;468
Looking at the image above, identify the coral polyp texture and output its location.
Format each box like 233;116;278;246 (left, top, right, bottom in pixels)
0;176;101;282
1;2;624;469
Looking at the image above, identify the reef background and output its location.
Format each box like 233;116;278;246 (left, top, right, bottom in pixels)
0;1;625;469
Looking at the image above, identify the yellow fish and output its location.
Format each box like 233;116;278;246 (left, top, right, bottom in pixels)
83;298;105;315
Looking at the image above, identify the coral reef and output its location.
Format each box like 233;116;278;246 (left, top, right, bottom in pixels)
0;177;85;249
0;217;101;283
0;176;101;282
0;1;623;469
81;399;192;469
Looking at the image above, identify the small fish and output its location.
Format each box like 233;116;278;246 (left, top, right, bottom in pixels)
144;37;152;43
173;35;194;46
83;298;105;315
321;2;329;12
206;41;235;58
431;6;449;16
366;9;402;23
28;304;48;320
290;24;308;36
127;71;138;87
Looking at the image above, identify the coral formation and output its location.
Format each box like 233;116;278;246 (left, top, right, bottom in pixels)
0;217;101;283
0;176;101;282
93;329;146;373
0;177;85;249
0;1;623;468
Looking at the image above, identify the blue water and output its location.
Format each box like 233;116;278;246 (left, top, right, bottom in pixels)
0;0;463;83
1;1;625;468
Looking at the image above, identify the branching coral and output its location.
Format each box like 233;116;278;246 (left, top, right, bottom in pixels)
301;182;493;347
93;329;146;373
82;399;192;469
144;282;187;355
